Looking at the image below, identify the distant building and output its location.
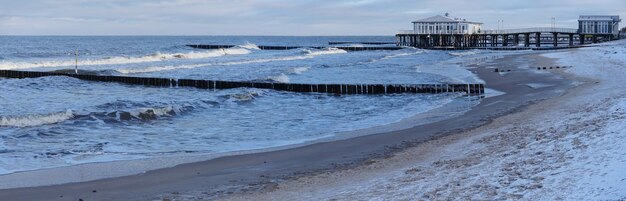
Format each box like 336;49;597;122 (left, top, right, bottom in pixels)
412;13;483;35
578;15;621;37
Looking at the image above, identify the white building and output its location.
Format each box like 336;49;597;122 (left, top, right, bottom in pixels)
578;15;621;36
412;14;483;34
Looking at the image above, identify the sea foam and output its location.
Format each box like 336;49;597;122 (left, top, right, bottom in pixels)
267;73;291;83
0;48;251;70
0;109;74;127
116;47;346;74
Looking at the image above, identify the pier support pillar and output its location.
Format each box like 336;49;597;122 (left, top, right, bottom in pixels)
484;35;488;47
552;32;558;47
579;34;585;45
535;32;541;47
569;34;574;46
524;33;530;47
592;35;598;43
513;34;519;46
502;35;509;47
495;35;499;47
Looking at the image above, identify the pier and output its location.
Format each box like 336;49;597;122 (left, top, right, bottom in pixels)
397;14;621;49
395;27;613;49
0;70;484;95
186;45;403;51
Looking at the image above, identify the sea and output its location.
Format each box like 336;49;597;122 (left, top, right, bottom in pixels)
0;36;489;174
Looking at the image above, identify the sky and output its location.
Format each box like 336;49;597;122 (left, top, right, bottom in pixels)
0;0;624;35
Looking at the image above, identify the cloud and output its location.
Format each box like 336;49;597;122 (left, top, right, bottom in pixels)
0;0;624;35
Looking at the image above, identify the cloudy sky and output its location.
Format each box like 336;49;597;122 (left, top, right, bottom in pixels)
0;0;624;35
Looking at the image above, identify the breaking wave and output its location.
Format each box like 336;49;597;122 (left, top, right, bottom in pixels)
237;42;261;50
222;90;264;102
0;104;195;128
106;105;184;121
116;63;206;74
365;50;425;63
117;48;345;74
266;73;290;83
0;48;251;70
302;48;347;56
0;110;74;127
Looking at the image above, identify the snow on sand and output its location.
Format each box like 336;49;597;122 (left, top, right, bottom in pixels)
219;40;626;200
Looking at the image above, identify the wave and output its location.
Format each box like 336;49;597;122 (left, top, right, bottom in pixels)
266;73;290;83
0;48;251;70
105;105;187;121
237;42;261;50
116;63;207;74
288;66;311;75
302;48;347;56
221;89;266;102
117;47;345;74
365;50;425;63
0;110;74;127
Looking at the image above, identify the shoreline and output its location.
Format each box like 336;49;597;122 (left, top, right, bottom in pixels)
222;41;626;200
0;49;575;200
0;91;478;188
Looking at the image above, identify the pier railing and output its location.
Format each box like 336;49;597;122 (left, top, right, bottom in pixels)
398;27;578;35
398;30;471;35
480;27;578;34
0;70;485;95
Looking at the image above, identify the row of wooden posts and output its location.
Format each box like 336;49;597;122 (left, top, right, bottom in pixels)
186;45;403;51
0;70;485;95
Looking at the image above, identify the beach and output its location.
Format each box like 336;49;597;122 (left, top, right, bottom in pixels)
0;42;598;201
0;39;625;200
220;41;626;200
1;1;625;200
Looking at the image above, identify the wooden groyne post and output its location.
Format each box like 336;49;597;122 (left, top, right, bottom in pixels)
0;70;485;95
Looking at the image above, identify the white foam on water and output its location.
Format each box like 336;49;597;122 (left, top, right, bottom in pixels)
365;49;425;63
448;50;480;56
484;88;506;98
116;55;313;74
0;48;251;70
129;106;178;119
0;109;74;127
288;66;311;74
237;42;261;50
267;73;290;83
302;47;348;56
525;83;554;89
116;63;207;74
117;47;347;74
224;90;265;102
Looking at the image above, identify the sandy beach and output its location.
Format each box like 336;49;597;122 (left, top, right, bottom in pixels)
219;41;626;200
1;40;626;201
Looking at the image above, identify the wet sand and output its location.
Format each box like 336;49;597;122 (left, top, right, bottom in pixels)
0;51;574;201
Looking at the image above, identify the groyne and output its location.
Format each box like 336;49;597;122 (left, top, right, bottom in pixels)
0;70;485;95
186;45;403;51
328;42;396;45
